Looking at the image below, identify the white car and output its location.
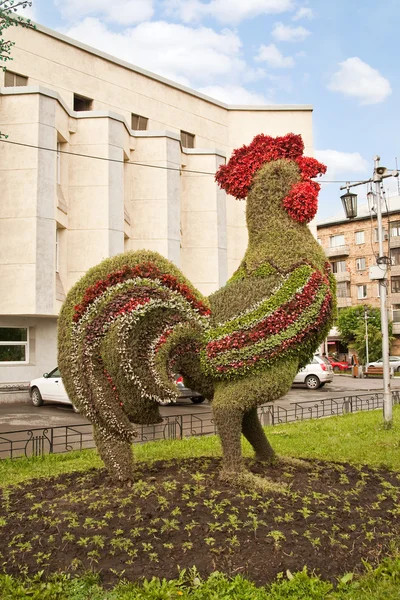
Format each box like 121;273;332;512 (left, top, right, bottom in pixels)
292;355;333;390
29;367;79;412
368;356;400;372
29;369;205;411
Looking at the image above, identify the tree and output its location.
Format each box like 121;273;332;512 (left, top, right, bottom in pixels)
337;305;393;364
0;0;33;138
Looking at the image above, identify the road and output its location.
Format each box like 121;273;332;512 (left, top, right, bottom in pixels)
0;374;398;434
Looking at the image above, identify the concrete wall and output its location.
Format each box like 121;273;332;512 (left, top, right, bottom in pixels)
0;23;314;384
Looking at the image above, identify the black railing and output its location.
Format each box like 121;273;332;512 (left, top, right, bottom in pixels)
1;391;399;460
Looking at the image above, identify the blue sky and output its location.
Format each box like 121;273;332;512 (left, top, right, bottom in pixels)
21;0;400;220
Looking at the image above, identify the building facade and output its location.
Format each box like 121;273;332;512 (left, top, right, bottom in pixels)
317;197;400;356
0;22;314;385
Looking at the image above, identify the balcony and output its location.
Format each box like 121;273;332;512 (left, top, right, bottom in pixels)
390;235;400;249
337;297;352;308
392;322;400;335
334;271;351;283
324;245;350;259
390;292;400;305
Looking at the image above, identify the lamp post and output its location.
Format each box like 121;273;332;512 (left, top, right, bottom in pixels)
364;309;369;368
340;157;398;426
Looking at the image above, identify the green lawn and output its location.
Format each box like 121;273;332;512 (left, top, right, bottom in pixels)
1;406;400;599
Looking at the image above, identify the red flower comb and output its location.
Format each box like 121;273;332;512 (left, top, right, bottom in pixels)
215;133;327;223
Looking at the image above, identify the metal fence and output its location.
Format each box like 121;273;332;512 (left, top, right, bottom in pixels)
1;391;399;460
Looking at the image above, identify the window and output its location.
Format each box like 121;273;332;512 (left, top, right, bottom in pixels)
56;142;61;185
391;276;400;293
393;304;400;323
73;94;93;111
355;230;365;244
131;113;148;130
357;284;367;299
374;227;387;242
180;131;195;148
391;248;400;266
336;281;350;297
330;260;346;273
4;70;28;87
56;228;60;273
0;327;28;363
390;221;400;237
356;257;366;271
329;234;345;248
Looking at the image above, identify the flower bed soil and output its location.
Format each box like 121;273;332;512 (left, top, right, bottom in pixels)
1;457;399;588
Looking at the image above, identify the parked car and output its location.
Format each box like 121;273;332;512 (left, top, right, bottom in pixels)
292;355;333;390
327;357;350;373
29;369;205;410
368;356;400;372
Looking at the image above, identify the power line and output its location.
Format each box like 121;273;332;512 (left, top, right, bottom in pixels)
0;137;368;183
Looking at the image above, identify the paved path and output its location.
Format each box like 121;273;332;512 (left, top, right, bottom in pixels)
0;375;397;434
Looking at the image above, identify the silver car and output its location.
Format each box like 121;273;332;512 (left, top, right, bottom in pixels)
368;356;400;372
292;355;333;390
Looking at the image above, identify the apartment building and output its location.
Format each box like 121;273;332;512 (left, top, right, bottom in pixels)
317;197;400;355
0;22;314;385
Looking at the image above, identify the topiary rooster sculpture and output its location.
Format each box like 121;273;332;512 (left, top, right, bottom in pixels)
58;133;336;488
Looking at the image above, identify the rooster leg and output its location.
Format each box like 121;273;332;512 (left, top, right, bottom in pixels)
242;408;275;464
93;425;135;483
213;404;245;475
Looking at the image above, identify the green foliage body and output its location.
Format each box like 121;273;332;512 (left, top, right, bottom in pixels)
58;152;335;486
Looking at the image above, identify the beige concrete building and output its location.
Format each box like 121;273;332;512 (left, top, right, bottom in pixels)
0;22;314;385
317;197;400;356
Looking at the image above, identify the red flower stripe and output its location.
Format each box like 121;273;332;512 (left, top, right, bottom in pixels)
214;293;333;374
73;262;210;322
206;270;325;358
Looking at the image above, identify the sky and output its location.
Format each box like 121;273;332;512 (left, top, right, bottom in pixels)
19;0;400;220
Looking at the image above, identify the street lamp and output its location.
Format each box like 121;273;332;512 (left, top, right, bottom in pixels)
341;189;358;219
340;157;398;426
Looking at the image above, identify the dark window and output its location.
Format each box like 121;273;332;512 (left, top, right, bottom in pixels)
331;260;346;273
0;327;28;362
4;71;28;87
73;94;93;111
131;113;148;130
391;248;400;266
336;282;350;297
392;276;400;293
181;131;195;148
392;304;400;323
390;221;400;237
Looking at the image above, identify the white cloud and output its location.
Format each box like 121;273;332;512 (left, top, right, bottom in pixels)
272;22;310;42
199;85;270;104
315;149;369;180
292;7;313;20
327;57;392;105
255;44;294;68
164;0;294;25
55;0;154;25
62;18;259;87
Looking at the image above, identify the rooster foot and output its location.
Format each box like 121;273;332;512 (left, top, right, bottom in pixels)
273;456;310;469
219;469;287;494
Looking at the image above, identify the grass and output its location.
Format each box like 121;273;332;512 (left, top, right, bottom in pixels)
1;406;400;598
1;405;399;488
1;557;400;599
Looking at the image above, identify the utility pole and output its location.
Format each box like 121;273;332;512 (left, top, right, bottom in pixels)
340;157;398;426
364;309;369;368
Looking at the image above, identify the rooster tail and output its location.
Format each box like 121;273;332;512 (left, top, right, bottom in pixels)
58;250;211;433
